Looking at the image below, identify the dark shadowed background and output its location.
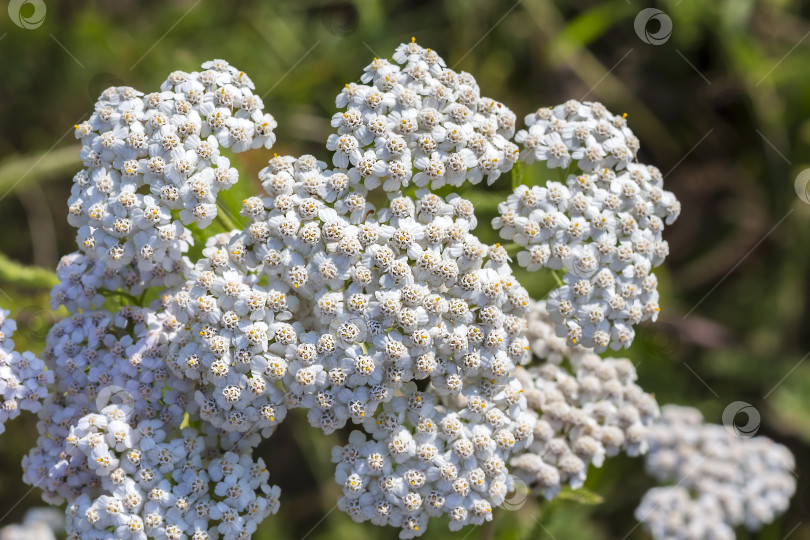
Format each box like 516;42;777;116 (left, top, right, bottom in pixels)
1;0;809;538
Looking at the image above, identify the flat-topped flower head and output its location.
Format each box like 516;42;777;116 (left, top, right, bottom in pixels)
153;148;535;536
0;309;54;435
69;60;277;293
160;154;531;447
326;39;517;194
509;301;659;500
3;39;782;540
638;405;796;538
60;405;280;540
495;104;679;351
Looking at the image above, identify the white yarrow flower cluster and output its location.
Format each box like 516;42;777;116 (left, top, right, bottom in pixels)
0;40;795;540
156;148;535;537
510;301;658;499
0;309;53;434
158;231;291;436
68;59;277;293
328;38;518;192
22;309;194;504
516;101;638;171
636;486;735;540
495;101;680;352
29;58;286;539
524;299;572;363
21;307;280;540
63;404;279;540
638;405;796;539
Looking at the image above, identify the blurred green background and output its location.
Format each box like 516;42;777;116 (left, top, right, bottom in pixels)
1;0;810;538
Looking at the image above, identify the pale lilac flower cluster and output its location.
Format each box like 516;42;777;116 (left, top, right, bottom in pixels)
157;231;291;436
156;148;536;537
510;301;658;499
0;309;53;434
63;404;279;540
68;59;277;292
635;486;735;540
0;40;795;540
0;507;63;540
22;309;194;504
494;126;680;351
516;101;639;171
638;405;796;539
328;38;518;192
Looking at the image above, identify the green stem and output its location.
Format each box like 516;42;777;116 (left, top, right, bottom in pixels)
214;212;236;233
511;161;524;190
215;200;240;232
99;288;139;305
0;253;59;289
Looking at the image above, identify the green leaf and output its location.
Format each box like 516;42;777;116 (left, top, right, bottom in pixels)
0;253;58;289
558;1;634;48
511;160;524;190
557;486;604;505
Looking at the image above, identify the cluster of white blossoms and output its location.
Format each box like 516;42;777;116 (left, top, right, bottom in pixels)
22;309;192;504
511;301;658;499
0;40;797;540
63;405;279;540
636;486;735;540
50;251;156;312
0;507;63;540
516;101;639;171
66;405;280;540
525;299;573;363
637;405;797;539
68;59;277;293
157;231;291;436
155;148;537;536
495;102;681;352
328;38;518;192
0;309;53;434
21;308;280;539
